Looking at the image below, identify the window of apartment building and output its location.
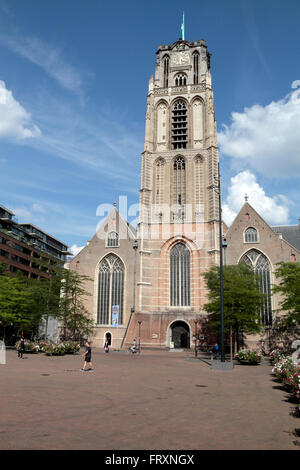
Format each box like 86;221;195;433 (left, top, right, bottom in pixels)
0;249;9;258
11;255;30;266
13;243;31;256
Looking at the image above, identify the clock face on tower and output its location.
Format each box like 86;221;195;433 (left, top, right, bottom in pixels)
172;51;189;66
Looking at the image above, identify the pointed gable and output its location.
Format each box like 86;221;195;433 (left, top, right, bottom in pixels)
225;202;300;266
94;207;137;245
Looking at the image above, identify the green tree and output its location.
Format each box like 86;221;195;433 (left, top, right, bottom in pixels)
31;257;63;340
0;261;62;342
204;263;264;351
0;266;40;341
273;262;300;326
59;269;94;342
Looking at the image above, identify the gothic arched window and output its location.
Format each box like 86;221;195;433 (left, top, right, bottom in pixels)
193;51;199;84
194;156;204;207
172;99;187;149
174;73;187;86
156;101;167;150
98;254;124;325
245;227;258;243
241;249;272;326
173;156;186;208
154;158;165;205
170;243;190;306
107;232;119;247
163;55;169;88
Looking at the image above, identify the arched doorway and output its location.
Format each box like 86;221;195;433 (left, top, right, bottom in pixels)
171;321;190;349
105;332;112;346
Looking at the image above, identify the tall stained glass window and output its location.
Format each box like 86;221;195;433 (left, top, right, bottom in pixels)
242;249;272;326
107;232;119;247
245;227;258;243
170;243;190;306
98;254;124;325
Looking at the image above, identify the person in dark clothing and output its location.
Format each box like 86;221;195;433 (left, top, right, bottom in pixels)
130;339;138;354
17;338;25;359
81;341;94;371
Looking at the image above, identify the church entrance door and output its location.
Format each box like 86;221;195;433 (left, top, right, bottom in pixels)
171;321;190;349
105;332;111;346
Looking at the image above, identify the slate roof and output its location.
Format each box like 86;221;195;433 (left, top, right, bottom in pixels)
272;221;300;251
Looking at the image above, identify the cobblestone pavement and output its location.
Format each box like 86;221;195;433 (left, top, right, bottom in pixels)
0;349;299;450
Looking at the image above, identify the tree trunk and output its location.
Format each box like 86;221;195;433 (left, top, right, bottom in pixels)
45;314;48;341
236;326;240;352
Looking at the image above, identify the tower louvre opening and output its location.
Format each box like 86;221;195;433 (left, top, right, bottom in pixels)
172;100;187;149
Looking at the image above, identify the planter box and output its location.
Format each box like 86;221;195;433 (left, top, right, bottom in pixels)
238;360;260;365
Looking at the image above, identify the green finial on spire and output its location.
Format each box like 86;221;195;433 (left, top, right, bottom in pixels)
180;12;185;40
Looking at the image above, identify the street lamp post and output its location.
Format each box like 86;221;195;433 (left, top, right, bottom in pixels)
216;162;225;363
132;240;138;313
138;320;142;353
194;320;198;358
120;239;138;350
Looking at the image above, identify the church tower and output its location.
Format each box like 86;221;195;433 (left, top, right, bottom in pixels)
129;36;221;349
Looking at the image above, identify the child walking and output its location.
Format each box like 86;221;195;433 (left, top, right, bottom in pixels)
17;337;25;359
81;341;94;371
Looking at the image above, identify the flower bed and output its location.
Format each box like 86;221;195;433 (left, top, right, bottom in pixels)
62;341;81;354
269;348;290;365
235;349;262;364
37;341;50;353
272;355;300;401
15;340;39;353
15;340;80;356
44;343;66;356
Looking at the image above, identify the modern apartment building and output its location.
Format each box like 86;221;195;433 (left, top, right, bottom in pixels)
0;204;70;278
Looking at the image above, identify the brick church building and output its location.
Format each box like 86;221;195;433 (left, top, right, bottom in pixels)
67;36;300;350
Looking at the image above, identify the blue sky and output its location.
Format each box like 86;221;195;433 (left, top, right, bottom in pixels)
0;0;299;253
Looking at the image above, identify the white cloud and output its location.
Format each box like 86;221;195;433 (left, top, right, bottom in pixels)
223;170;290;226
69;244;84;257
218;83;300;178
13;207;32;219
1;34;82;94
0;80;41;140
31;203;45;213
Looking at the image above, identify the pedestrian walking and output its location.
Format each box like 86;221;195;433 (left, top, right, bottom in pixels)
104;339;109;353
17;337;25;359
81;341;94;371
130;339;138;354
211;342;219;359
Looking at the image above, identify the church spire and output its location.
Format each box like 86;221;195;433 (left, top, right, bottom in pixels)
180;12;185;40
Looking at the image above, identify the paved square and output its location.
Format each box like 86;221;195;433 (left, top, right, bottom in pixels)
0;349;299;450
